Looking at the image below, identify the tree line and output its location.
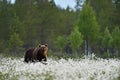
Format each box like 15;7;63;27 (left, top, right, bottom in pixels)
0;0;120;58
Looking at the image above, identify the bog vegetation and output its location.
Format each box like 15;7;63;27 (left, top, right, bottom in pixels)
0;56;120;80
0;0;120;58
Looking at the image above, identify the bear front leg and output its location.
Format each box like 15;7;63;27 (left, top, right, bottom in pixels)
43;56;47;62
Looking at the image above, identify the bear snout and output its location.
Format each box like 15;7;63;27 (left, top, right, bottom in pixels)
41;47;45;50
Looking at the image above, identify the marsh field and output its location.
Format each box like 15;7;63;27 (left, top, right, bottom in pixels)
0;0;120;80
0;55;120;80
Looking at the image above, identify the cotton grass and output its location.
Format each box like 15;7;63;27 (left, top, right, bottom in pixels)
0;56;120;80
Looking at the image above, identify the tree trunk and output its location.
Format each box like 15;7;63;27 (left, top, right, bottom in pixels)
88;41;91;56
85;39;92;56
107;48;110;58
85;40;87;55
115;49;118;58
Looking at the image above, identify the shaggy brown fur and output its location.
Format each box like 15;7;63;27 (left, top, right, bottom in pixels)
24;44;48;63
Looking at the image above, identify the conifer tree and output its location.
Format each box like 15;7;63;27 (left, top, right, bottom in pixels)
78;3;100;55
102;27;112;57
112;26;120;57
7;14;24;54
56;36;67;52
69;26;83;53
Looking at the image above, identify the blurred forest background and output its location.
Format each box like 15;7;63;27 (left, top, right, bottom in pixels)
0;0;120;58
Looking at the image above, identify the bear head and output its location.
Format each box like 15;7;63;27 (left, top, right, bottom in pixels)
39;44;48;56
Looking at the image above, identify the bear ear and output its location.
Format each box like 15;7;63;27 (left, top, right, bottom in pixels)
38;44;41;47
45;44;48;47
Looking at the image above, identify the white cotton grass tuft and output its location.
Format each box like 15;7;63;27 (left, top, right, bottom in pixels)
0;56;120;80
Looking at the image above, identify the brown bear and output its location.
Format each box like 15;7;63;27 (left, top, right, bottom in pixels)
24;44;48;63
32;44;41;61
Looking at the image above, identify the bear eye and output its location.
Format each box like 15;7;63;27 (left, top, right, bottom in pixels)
45;44;48;47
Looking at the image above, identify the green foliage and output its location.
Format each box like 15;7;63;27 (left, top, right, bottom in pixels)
56;36;67;51
102;27;112;47
69;26;83;51
112;0;120;26
102;52;109;58
44;72;53;80
8;32;23;48
10;14;26;40
7;32;24;55
86;0;120;57
6;14;24;54
0;0;12;39
112;26;120;49
77;3;100;55
87;0;115;30
0;39;5;52
78;3;100;43
0;0;120;58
